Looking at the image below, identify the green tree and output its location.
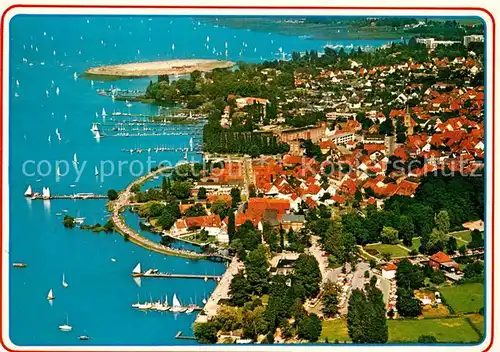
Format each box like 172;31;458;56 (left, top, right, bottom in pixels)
446;236;458;253
468;230;484;249
193;322;218;344
293;254;322;299
184;203;207;217
197;187;207;200
426;228;448;254
215;306;242;332
171;181;192;199
396;259;424;290
398;215;415;247
228;211;236;243
107;189;118;200
211;200;231;219
380;226;399;244
229;272;251;306
322;280;340;317
63;215;75;228
347;288;388;343
242;306;268;340
297;313;322;342
230;188;242;208
245;245;269;295
436;210;451;234
396;288;422;317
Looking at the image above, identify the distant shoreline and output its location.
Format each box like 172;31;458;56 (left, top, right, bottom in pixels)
85;59;235;78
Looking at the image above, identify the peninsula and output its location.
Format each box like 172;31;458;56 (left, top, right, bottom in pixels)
85;59;235;78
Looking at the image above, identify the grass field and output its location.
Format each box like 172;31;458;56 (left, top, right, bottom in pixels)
322;317;482;343
320;319;351;342
388;317;482;343
439;283;484;314
467;314;485;337
451;230;472;243
364;243;409;258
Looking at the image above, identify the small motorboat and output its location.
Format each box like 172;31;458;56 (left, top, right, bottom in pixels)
13;263;27;268
78;335;89;341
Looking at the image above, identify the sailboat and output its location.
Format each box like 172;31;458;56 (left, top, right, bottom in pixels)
73;72;78;80
56;87;60;95
101;108;106;117
48;135;51;143
16;80;19;87
170;294;185;313
47;289;55;300
132;294;141;308
24;185;32;197
189;137;194;151
73;153;78;165
94;130;101;140
132;263;142;277
42;187;51;200
59;314;72;331
62;273;68;288
94;166;99;176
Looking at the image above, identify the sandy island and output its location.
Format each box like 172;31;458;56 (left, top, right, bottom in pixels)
85;59;235;77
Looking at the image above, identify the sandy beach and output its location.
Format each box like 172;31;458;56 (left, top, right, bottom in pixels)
85;59;235;77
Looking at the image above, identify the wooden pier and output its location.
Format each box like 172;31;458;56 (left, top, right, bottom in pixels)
175;331;197;340
30;193;108;200
134;270;222;281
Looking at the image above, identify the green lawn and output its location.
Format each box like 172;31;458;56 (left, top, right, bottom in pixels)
388;317;482;343
322;317;482;343
320;319;351;342
467;314;485;337
451;230;472;243
439;283;484;314
364;243;409;258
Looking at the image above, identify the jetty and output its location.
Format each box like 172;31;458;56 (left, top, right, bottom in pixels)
132;268;222;281
30;193;108;200
175;331;197;340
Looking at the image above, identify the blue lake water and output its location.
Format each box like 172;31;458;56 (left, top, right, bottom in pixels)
8;15;397;346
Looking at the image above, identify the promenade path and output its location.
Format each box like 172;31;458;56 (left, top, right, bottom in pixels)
110;166;230;260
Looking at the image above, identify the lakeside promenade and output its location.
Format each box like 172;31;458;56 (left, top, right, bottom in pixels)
110;166;230;260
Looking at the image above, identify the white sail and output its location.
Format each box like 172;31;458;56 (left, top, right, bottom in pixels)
62;273;68;288
171;43;175;51
101;108;106;116
56;87;60;95
189;138;194;151
73;72;78;80
42;187;51;199
132;263;141;275
24;185;32;197
172;294;181;308
47;289;54;300
48;135;51;143
16;80;19;87
94;166;99;176
95;131;101;140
